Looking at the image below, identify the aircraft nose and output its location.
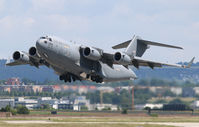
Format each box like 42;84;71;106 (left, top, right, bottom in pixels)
36;40;40;48
36;39;44;49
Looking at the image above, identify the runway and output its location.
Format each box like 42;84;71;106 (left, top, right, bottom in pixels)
4;120;199;127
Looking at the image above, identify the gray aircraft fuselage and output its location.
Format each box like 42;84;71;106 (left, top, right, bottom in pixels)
36;36;137;82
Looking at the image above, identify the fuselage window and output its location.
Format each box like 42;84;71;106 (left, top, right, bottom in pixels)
49;38;52;41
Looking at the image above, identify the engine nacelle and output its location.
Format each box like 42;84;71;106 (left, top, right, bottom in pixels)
29;47;37;56
114;52;132;65
83;47;101;61
13;51;29;63
29;47;41;60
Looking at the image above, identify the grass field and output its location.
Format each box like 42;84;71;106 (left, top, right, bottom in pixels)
0;122;174;127
0;117;178;127
0;111;199;127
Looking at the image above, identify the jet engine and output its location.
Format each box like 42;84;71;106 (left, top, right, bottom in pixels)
113;52;132;65
29;47;37;56
13;51;29;63
83;47;101;61
29;46;41;60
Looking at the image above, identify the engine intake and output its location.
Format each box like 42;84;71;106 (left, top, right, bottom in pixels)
113;52;132;65
13;51;29;63
29;47;37;56
13;51;21;60
83;47;101;61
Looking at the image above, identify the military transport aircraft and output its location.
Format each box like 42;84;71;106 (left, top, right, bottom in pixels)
6;35;194;83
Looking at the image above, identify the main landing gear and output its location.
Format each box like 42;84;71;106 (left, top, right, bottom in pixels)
89;75;103;83
59;74;78;83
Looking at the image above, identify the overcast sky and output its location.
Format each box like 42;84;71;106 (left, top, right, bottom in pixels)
0;0;198;63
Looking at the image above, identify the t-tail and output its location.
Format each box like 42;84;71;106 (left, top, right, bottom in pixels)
113;35;183;58
112;35;194;69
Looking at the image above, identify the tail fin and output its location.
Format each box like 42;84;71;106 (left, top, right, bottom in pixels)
183;57;195;68
112;35;183;57
125;36;145;57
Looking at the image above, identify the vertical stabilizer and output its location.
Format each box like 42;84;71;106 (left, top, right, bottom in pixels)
125;36;148;57
125;35;137;57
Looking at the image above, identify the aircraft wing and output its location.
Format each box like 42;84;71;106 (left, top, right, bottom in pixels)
132;56;195;69
6;51;50;68
100;50;194;69
6;61;28;66
82;46;194;69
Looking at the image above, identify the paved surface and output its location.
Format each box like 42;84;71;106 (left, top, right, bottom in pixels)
4;120;199;127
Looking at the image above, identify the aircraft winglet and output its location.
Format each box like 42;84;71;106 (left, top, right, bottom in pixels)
182;57;195;68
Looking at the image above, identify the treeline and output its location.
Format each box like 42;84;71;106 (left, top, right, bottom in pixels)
19;78;199;87
0;105;29;115
84;90;132;109
135;78;198;87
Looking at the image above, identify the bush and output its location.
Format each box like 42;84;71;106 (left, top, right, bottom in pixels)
40;104;51;110
10;109;17;115
51;111;57;115
16;105;30;114
102;107;111;111
80;105;88;111
150;113;158;117
144;106;151;110
121;109;128;114
0;105;17;115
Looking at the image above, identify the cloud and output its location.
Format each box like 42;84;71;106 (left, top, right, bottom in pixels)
31;0;66;11
0;16;35;33
0;0;198;62
0;0;5;12
23;17;35;27
43;14;90;32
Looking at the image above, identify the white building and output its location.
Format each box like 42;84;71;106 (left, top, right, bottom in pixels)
91;104;118;111
97;87;114;93
191;100;199;109
15;97;38;109
74;96;90;110
38;97;58;109
170;87;182;95
144;104;163;109
0;99;15;109
193;87;199;95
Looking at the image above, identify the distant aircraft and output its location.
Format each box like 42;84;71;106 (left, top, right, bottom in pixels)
6;35;194;83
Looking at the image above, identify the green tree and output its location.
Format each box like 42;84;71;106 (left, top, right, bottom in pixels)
16;105;30;114
169;98;184;104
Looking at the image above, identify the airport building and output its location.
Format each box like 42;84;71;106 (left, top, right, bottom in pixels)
0;99;15;109
15;97;38;109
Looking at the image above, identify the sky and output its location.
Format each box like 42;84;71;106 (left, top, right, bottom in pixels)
0;0;198;63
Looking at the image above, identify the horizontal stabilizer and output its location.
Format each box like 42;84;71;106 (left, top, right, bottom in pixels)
138;39;183;49
112;40;131;49
112;36;183;50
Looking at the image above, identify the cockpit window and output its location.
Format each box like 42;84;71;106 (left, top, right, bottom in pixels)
40;37;46;39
